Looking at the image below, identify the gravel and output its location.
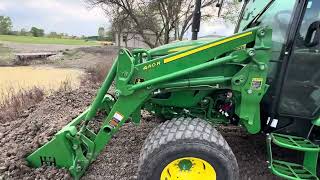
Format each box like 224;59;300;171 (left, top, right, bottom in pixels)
0;84;97;180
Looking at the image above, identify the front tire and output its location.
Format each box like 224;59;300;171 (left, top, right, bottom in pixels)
137;117;239;180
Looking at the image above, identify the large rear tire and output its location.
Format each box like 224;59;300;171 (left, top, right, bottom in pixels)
137;117;239;180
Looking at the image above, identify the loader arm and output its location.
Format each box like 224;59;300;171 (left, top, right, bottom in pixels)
26;26;272;179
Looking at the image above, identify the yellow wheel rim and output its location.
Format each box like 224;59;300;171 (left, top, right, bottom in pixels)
160;157;216;180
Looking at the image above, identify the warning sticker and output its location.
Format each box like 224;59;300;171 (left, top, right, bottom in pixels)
109;112;124;128
134;78;145;84
251;78;263;90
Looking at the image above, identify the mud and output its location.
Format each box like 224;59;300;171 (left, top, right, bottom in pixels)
0;83;291;180
0;66;83;101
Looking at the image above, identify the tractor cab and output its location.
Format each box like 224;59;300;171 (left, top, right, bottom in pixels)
237;0;320;133
238;0;320;178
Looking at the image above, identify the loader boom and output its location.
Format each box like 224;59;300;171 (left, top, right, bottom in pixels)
26;26;272;179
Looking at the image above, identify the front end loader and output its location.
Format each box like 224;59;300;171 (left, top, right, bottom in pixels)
27;26;271;179
27;0;320;179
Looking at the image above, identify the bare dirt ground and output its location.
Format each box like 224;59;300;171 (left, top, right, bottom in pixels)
0;41;118;69
51;46;119;69
0;43;295;180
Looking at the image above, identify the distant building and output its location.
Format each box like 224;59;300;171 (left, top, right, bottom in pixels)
114;30;156;49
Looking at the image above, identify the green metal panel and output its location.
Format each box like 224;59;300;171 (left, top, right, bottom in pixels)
134;31;256;82
26;126;76;168
148;39;216;57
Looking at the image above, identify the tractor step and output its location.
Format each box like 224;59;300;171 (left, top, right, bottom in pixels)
270;160;318;180
271;133;320;152
267;133;320;180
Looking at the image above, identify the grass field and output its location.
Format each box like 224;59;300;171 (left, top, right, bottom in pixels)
0;43;14;65
0;35;99;45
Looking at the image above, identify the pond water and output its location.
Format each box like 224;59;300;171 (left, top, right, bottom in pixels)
0;66;84;100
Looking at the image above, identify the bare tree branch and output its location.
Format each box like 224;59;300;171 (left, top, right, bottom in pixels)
86;0;240;47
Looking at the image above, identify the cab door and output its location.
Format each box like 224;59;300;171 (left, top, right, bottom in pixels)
279;0;320;119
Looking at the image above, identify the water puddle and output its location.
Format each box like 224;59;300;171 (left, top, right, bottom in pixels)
0;66;84;100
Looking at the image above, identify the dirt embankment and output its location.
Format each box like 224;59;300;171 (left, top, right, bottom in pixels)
0;83;97;179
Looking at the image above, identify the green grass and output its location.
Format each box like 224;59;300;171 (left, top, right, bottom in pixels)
0;35;99;45
0;43;14;65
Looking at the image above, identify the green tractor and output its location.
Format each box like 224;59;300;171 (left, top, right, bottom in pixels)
27;0;320;179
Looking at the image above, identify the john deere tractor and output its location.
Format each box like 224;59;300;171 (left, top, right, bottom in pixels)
27;0;320;179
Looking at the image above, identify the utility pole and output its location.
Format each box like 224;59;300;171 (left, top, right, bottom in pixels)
192;0;201;40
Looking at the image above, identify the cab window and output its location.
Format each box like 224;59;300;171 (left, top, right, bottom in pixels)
256;0;297;80
279;0;320;118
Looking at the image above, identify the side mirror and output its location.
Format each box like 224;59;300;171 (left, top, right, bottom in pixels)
305;21;320;47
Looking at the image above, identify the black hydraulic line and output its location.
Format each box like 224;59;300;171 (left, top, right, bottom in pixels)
192;0;201;40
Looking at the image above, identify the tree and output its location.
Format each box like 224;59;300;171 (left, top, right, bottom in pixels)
216;0;240;24
109;8;135;47
81;35;86;39
98;27;105;40
8;31;19;35
87;0;169;47
30;27;44;37
38;29;44;37
48;32;58;38
20;28;28;36
0;16;13;35
105;29;114;41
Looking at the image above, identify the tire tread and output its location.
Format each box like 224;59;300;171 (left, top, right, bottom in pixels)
138;117;239;180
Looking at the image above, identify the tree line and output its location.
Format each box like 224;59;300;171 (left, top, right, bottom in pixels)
0;16;67;38
0;16;111;40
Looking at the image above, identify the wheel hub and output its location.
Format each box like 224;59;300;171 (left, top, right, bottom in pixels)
178;159;193;171
160;157;216;180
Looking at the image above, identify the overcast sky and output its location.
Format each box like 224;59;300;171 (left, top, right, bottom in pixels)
0;0;235;37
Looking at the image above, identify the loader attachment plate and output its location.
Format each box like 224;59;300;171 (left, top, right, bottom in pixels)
27;130;75;168
27;125;96;179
